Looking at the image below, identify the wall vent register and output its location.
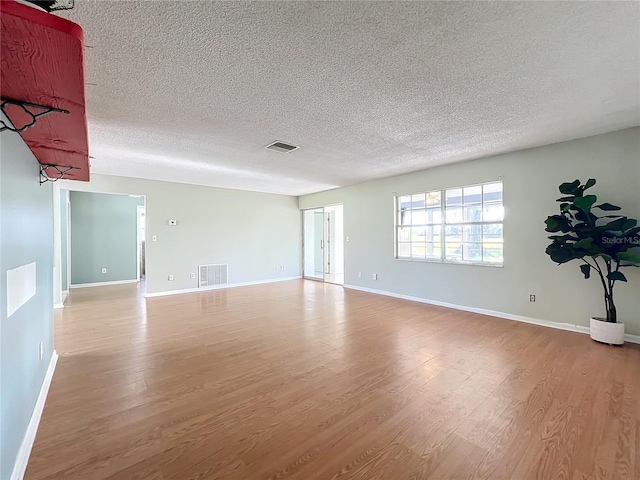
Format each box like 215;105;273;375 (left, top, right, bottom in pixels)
199;264;228;287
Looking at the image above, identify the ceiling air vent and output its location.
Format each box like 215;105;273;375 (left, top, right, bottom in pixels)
265;141;300;154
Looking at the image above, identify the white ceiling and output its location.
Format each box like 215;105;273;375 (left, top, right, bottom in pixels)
61;1;640;196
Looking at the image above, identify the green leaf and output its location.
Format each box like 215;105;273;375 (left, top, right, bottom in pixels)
574;238;594;249
573;195;597;213
622;219;638;232
545;215;572;233
559;180;580;195
548;234;575;241
594;203;621;211
618;252;640;264
545;243;584;264
580;264;591;279
583;178;596;190
557;196;576;202
603;217;629;232
608;271;627;282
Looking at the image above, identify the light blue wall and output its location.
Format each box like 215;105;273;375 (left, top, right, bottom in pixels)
60;189;69;292
70;191;144;285
0;124;55;479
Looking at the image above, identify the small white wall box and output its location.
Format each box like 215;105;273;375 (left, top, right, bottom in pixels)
167;220;177;226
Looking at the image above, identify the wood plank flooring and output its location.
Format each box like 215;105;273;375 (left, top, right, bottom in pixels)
26;280;640;479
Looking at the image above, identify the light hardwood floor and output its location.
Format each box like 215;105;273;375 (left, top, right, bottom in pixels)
26;280;639;480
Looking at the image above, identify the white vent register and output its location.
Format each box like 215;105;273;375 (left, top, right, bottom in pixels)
199;264;228;287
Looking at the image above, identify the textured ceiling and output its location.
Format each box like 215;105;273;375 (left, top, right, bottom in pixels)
61;1;640;195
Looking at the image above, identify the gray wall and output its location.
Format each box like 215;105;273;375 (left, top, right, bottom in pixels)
60;189;69;292
58;175;301;294
70;191;143;285
300;128;640;336
0;124;55;479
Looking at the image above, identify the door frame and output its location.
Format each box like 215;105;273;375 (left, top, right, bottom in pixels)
302;207;325;281
302;204;344;284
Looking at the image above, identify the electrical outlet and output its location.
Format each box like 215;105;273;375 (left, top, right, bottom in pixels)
38;342;43;361
101;268;107;274
529;294;536;302
358;271;361;278
168;274;174;281
190;273;196;279
152;235;157;242
372;273;378;280
346;236;350;242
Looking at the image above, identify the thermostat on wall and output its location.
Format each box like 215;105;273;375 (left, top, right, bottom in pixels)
167;219;178;226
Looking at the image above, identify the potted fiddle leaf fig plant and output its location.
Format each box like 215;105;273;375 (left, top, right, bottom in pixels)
545;179;640;345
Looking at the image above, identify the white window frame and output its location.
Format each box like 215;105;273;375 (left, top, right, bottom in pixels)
394;181;504;266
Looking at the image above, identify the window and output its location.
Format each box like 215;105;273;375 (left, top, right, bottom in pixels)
395;181;503;265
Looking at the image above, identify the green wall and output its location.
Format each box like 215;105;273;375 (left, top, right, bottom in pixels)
1;120;55;479
70;192;144;285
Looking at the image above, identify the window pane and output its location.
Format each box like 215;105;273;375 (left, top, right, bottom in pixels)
446;188;462;206
399;209;411;226
483;182;503;203
426;191;441;207
463;224;482;243
463;243;483;262
446;206;462;223
398;227;411;242
412;209;426;225
445;225;462;242
425;225;441;242
464;204;482;222
398;243;411;258
425;242;441;259
426;207;441;224
411;226;426;242
482;224;503;243
463;185;482;204
483;245;503;263
411;194;425;209
483;203;504;222
398;196;411;212
411;243;426;259
445;242;462;261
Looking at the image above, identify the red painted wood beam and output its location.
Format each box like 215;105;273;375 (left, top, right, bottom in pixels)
1;0;89;181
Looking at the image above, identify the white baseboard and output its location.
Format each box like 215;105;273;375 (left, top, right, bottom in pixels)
10;351;58;480
53;303;64;309
145;276;302;298
343;284;640;345
70;279;138;289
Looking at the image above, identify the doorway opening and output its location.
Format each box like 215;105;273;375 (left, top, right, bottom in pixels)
303;205;344;285
137;205;146;281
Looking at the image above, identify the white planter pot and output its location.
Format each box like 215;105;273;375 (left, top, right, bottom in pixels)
590;317;625;345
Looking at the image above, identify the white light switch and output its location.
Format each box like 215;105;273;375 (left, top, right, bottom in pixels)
152;235;157;242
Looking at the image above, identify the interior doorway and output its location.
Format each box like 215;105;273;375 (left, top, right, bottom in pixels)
137;205;146;280
303;205;344;285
